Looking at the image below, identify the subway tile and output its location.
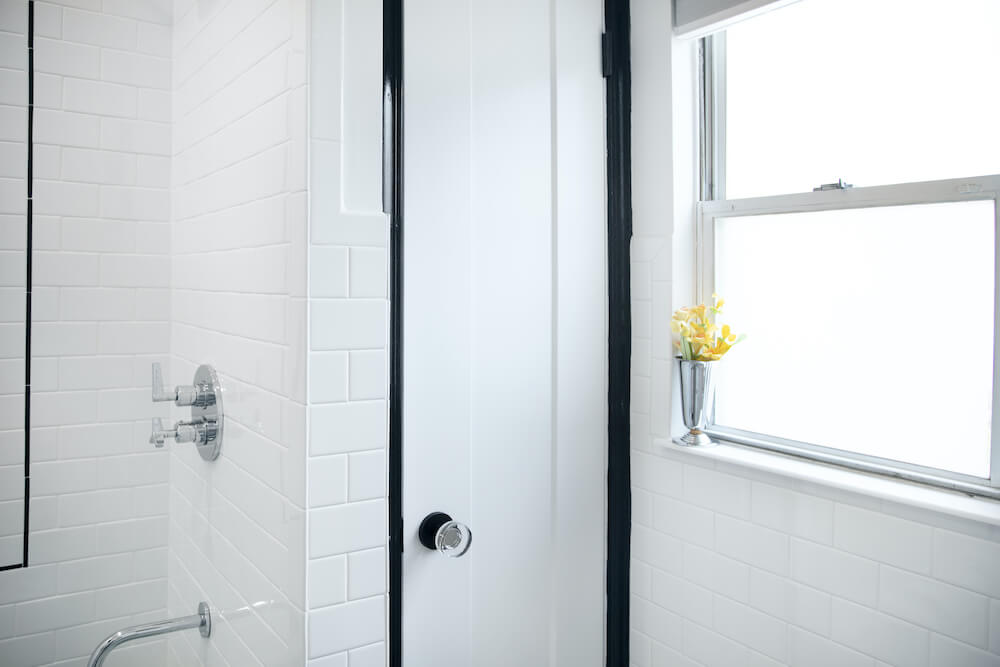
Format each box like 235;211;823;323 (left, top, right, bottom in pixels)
715;515;790;575
100;117;170;155
651;494;713;548
835;504;932;574
35;37;99;78
62;8;136;50
632;450;683;498
933;530;1000;599
683;464;751;519
713;595;788;663
350;642;386;667
95;579;166;618
348;350;385;401
309;499;386;558
349;247;387;298
790;538;879;607
33;180;100;217
309;555;347;609
632;525;683;576
58;288;136;322
63;77;137;118
310;352;349;403
832;598;930;667
310;246;349;297
310;401;386;455
683;619;749;667
308;596;384;658
789;627;875;667
751;481;834;545
880;566;990;648
309;455;348;508
348;548;385;600
14;591;94;634
683;543;750;603
100;49;170;90
632;597;683;651
650;568;712;628
311;300;387;351
57;553;132;594
61;219;136;253
33;3;62;39
61;148;137;185
348;450;385;502
930;634;1000;667
29;525;97;564
34;109;101;148
991;599;1000;655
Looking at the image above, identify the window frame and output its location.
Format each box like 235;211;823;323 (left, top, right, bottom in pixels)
697;38;1000;499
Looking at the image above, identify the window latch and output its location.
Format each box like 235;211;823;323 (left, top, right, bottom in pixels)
813;179;853;191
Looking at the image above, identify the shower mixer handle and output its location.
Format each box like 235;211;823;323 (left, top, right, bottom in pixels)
149;417;215;447
152;362;214;407
148;364;224;461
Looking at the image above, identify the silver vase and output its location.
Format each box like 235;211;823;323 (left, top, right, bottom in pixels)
675;358;718;447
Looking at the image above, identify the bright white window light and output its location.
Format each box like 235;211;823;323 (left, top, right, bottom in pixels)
713;200;995;477
724;0;1000;199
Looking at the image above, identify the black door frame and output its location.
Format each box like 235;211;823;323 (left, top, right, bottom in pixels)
383;2;632;664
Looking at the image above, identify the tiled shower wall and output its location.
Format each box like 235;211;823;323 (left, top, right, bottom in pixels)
628;2;1000;666
305;0;389;664
166;0;309;664
0;1;173;665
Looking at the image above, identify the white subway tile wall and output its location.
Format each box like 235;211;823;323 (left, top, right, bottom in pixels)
629;3;1000;667
166;0;309;664
0;0;171;664
305;0;388;663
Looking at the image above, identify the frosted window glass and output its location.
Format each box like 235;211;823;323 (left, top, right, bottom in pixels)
724;0;1000;199
713;200;995;477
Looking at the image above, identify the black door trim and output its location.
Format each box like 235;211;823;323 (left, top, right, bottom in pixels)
383;0;403;664
604;0;633;665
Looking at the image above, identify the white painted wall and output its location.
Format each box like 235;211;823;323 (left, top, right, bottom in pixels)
0;1;173;664
166;0;309;664
629;2;1000;666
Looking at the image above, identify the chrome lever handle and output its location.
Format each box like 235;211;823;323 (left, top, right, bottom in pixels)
149;418;213;447
152;363;213;407
418;512;472;558
149;417;172;447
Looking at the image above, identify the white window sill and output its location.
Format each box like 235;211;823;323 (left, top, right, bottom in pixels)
653;437;1000;528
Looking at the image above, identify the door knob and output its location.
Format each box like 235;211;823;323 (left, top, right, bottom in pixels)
418;512;471;558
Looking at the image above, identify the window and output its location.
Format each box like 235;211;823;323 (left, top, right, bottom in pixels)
697;0;1000;496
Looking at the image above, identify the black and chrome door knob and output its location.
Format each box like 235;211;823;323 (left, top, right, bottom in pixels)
418;512;472;558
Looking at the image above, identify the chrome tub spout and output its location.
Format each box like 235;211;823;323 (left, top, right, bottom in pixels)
87;602;211;667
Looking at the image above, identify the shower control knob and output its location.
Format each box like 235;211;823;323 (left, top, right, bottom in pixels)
151;363;215;407
418;512;472;558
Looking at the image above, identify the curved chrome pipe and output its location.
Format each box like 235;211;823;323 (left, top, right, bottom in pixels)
87;602;211;667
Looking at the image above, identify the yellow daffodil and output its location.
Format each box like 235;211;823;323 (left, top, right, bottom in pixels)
671;294;743;362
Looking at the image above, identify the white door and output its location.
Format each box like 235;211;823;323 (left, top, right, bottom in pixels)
403;0;608;665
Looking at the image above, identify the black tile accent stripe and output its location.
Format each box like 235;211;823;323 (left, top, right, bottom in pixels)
13;0;35;572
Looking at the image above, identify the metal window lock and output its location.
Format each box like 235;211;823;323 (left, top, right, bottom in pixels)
149;363;224;461
813;179;853;191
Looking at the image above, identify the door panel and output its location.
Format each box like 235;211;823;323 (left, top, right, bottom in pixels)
403;0;607;664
